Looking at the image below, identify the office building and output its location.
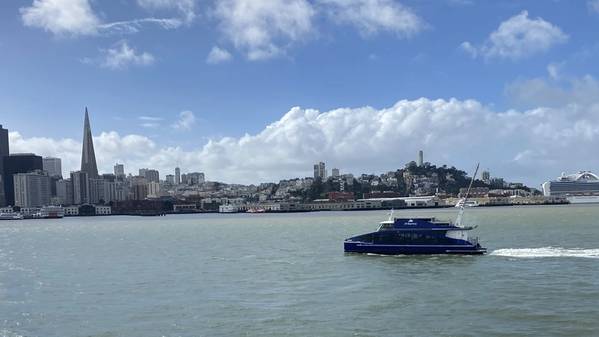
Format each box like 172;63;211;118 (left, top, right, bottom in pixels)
175;167;181;185
166;174;175;185
56;179;73;205
482;170;491;184
187;172;205;185
2;154;43;206
114;163;125;178
13;171;51;207
71;171;90;205
131;176;148;200
43;157;62;178
81;108;99;178
0;124;9;206
147;181;161;198
332;168;340;178
144;169;160;183
89;178;105;204
313;162;326;180
132;183;148;200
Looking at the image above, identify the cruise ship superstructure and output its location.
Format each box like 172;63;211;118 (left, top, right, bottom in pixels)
542;171;599;204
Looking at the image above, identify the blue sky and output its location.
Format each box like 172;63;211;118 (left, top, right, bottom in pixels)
2;0;599;185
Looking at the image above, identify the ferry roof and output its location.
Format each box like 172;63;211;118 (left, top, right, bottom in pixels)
379;217;475;231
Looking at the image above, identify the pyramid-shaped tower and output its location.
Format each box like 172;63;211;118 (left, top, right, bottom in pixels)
81;107;99;178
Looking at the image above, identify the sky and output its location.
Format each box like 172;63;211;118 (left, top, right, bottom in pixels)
1;0;599;187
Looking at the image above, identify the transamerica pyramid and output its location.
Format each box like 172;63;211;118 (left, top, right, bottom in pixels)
81;107;99;178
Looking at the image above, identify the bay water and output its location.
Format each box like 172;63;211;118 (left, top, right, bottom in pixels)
1;205;598;337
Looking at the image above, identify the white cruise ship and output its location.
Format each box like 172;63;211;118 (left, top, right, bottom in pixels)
542;171;599;204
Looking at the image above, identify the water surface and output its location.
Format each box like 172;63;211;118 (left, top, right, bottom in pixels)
1;205;598;337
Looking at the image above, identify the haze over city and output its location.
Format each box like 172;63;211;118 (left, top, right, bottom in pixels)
2;0;599;185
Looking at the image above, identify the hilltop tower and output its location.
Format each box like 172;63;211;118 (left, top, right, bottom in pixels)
81;107;99;178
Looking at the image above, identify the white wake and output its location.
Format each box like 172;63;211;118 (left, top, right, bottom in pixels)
491;247;599;259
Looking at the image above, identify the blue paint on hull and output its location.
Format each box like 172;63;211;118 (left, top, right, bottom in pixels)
344;241;487;255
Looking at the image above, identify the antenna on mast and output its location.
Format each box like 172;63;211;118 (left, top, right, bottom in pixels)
455;163;480;227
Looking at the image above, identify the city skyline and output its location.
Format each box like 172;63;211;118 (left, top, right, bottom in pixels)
2;1;599;185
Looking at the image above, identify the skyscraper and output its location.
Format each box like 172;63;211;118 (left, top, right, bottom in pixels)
114;163;125;177
175;167;181;185
141;169;159;183
313;162;326;180
0;125;8;206
2;154;43;207
71;171;90;205
81;108;99;179
13;171;51;207
43;157;62;178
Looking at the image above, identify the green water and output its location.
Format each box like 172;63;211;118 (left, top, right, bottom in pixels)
1;205;598;336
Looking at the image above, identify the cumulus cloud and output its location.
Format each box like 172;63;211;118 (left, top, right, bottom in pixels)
9;89;599;186
213;0;315;60
462;11;568;60
319;0;425;37
505;74;599;109
83;41;155;69
172;111;196;130
20;0;187;36
20;0;101;36
206;46;233;64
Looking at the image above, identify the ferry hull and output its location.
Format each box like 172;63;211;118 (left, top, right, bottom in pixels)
344;241;487;255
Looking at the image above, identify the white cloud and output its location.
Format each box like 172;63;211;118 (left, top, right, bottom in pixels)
213;0;315;60
319;0;425;37
172;111;196;130
10;87;599;186
139;116;163;128
20;0;186;36
589;0;599;14
137;0;196;24
462;11;568;60
505;74;599;109
20;0;101;36
139;116;164;121
546;62;562;80
206;46;233;64
86;41;155;70
460;41;477;58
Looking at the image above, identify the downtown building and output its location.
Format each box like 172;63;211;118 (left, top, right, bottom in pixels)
43;157;62;178
13;170;51;207
2;153;43;207
313;162;326;180
0;124;8;206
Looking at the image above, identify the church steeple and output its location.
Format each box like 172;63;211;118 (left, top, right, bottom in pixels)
81;107;99;178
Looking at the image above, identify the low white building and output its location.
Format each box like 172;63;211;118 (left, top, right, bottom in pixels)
64;206;79;216
94;206;111;215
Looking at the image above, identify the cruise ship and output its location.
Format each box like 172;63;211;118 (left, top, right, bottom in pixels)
542;171;599;204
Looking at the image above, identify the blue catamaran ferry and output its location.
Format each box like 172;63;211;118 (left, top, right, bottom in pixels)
344;164;486;255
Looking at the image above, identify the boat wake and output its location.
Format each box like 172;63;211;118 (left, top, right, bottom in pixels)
491;247;599;259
